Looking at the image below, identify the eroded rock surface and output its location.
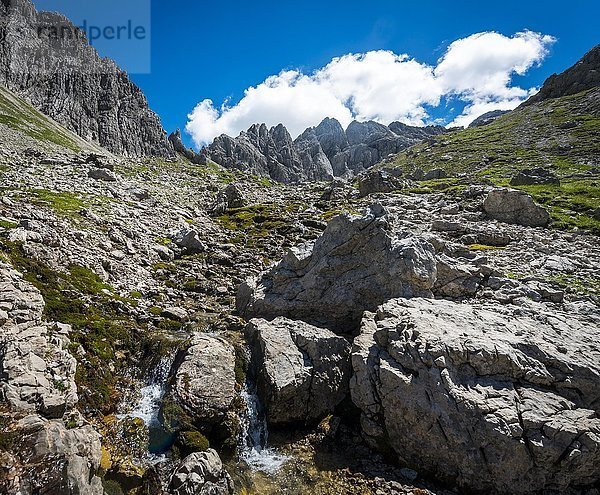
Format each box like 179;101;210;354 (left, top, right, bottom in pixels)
237;206;438;331
245;317;351;425
484;188;550;227
173;334;237;427
170;450;234;495
351;297;600;494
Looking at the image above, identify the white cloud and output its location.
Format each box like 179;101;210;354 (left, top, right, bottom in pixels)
186;31;555;147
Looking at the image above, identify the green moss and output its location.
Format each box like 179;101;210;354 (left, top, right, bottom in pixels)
129;291;142;300
216;204;292;247
547;274;600;298
155;237;173;246
177;430;210;456
0;240;168;414
160;398;193;433
0;219;17;229
469;244;505;251
149;306;163;316
102;479;125;495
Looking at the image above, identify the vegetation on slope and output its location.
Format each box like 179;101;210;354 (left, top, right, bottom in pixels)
388;88;600;233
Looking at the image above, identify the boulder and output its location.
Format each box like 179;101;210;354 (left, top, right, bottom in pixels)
3;414;103;495
245;317;351;425
357;169;405;197
483;188;550;227
510;168;560;186
237;206;437;331
423;168;447;181
88;167;118;182
210;183;247;216
351;297;600;494
172;334;237;426
169;450;234;495
171;227;206;254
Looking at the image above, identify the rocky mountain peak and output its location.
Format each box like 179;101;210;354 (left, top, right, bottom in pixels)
0;0;173;157
202;117;446;183
525;44;600;104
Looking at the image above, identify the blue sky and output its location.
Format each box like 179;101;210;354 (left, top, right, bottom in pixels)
33;0;599;147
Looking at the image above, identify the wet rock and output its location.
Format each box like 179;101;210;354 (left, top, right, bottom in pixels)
169;450;234;495
4;414;103;495
237;206;437;331
351;297;600;494
483;188;550;227
245;317;351;425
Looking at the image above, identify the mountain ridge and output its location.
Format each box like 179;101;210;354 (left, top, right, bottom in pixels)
197;117;446;183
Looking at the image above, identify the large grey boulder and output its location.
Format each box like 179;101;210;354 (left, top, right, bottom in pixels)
484;188;550;227
169;450;234;495
4;414;103;495
172;334;237;426
210;183;247;216
351;297;600;494
245;317;351;425
357;169;406;197
237;206;437;331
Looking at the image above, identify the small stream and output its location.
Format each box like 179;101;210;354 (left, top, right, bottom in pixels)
118;355;176;460
238;384;288;475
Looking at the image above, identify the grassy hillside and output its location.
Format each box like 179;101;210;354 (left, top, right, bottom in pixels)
388;88;600;232
0;84;104;153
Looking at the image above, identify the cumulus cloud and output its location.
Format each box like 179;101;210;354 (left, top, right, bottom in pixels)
186;31;555;147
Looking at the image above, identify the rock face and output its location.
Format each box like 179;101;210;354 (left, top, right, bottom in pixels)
203;118;445;183
245;317;351;425
172;334;237;427
525;44;600;104
351;298;600;495
484;188;550;227
169;129;206;164
0;0;173;157
170;450;234;495
237;206;438;331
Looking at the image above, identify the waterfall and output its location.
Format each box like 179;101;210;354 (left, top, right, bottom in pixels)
238;384;288;475
119;355;175;457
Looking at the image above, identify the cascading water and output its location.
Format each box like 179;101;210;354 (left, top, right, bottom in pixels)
119;355;176;458
238;384;288;475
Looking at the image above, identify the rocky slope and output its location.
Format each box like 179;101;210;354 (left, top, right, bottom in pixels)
202;117;445;183
0;30;599;495
0;0;173;157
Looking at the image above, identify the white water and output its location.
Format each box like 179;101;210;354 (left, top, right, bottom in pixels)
239;385;288;475
119;357;172;426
